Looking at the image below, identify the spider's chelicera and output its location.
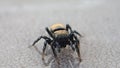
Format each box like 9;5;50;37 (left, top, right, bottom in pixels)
32;23;82;64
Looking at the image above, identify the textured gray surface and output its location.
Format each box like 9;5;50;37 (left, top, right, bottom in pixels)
0;0;120;68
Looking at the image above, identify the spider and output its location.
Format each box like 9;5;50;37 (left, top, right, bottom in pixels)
32;23;82;64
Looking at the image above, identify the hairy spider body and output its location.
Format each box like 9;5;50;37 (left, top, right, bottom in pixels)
32;23;82;65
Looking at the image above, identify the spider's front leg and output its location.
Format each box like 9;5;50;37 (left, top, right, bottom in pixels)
42;41;51;66
41;38;52;60
51;41;60;65
32;36;52;60
46;27;54;39
31;36;52;62
32;36;51;46
32;37;41;46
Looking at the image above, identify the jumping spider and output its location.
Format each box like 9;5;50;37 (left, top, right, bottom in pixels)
32;23;82;64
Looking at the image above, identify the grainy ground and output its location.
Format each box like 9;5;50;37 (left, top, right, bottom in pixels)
0;0;120;68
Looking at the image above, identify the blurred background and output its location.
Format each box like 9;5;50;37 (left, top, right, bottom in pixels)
0;0;120;68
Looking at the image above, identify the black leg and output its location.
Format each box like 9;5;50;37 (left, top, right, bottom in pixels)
32;36;51;46
69;40;75;51
66;24;72;32
73;35;81;62
42;41;47;61
75;41;81;62
72;30;82;37
66;24;82;37
32;36;42;46
45;27;54;39
51;41;60;64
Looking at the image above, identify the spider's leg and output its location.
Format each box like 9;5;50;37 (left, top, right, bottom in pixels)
32;36;51;46
32;36;42;46
42;37;52;60
75;41;81;62
73;30;82;37
51;41;60;64
46;27;54;38
66;24;72;32
73;35;82;62
42;41;47;61
42;40;52;66
69;40;75;51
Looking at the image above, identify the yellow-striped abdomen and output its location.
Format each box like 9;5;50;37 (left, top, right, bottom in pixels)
50;23;66;31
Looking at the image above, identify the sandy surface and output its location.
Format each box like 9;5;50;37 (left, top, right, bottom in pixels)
0;0;120;68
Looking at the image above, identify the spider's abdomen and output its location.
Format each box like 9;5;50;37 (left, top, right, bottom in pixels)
50;23;69;38
50;23;65;31
49;23;70;47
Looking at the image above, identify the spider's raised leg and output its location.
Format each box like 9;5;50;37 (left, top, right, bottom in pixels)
66;24;82;37
46;27;54;39
66;24;72;32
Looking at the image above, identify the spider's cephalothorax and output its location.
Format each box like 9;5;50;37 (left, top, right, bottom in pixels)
32;23;82;65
